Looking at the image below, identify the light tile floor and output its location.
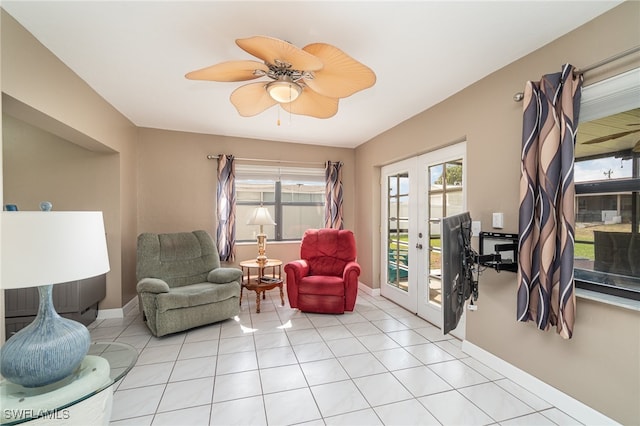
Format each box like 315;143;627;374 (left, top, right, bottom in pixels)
92;290;584;426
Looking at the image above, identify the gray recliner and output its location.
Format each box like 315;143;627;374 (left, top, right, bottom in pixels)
136;230;241;337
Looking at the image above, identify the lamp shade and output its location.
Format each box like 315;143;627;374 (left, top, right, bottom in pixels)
1;211;110;290
246;207;276;226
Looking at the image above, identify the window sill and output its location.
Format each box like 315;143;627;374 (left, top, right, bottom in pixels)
576;288;640;312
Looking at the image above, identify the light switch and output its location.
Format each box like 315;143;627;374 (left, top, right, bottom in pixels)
471;221;481;237
492;212;504;229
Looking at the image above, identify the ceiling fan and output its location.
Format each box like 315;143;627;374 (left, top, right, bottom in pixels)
185;36;376;119
581;128;640;152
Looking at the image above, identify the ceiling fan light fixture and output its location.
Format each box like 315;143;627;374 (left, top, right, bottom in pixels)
266;77;302;103
187;35;376;118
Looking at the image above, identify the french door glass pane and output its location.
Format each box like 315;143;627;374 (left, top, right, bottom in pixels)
387;173;410;291
427;158;464;307
430;164;444;191
428;277;442;306
429;194;443;220
398;195;409;233
389;177;398;196
446;161;463;188
399;176;410;196
430;220;441;250
446;192;464;216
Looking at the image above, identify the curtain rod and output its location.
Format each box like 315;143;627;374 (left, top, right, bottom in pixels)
207;155;325;167
513;45;640;102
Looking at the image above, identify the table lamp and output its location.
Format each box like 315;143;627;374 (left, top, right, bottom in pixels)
0;211;110;388
247;206;276;265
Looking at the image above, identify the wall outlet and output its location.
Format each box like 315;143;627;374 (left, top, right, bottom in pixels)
492;212;504;229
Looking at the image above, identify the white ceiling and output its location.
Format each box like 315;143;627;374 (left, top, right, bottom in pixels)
1;1;623;149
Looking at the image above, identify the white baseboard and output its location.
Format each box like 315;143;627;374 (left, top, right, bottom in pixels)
96;307;123;320
96;296;138;320
358;282;380;296
122;295;139;316
461;340;620;426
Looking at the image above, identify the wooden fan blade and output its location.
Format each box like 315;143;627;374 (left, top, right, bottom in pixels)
582;129;640;145
302;43;376;98
236;36;323;71
230;82;278;117
281;88;338;119
185;60;269;82
633;140;640;152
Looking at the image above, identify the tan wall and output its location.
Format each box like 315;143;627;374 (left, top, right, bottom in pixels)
2;115;120;308
354;2;639;424
137;127;356;268
1;11;138;308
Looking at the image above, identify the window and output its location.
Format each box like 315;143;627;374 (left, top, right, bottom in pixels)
574;68;640;301
236;165;325;242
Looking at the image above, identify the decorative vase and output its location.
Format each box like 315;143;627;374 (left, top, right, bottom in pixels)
0;285;91;387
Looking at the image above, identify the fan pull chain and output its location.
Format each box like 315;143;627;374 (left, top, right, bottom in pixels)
277;107;281;126
288;84;293;125
289;85;293;126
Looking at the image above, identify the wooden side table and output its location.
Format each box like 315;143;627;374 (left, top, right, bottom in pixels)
239;259;284;313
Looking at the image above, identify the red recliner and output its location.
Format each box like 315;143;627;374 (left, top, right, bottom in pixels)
284;229;361;314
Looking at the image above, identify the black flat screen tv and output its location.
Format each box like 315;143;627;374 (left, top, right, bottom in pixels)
441;211;474;334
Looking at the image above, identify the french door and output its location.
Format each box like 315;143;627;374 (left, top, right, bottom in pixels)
381;142;467;338
381;157;419;313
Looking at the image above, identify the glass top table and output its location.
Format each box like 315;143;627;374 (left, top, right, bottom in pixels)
1;342;138;425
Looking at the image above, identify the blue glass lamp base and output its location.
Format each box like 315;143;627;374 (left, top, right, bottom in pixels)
0;285;91;388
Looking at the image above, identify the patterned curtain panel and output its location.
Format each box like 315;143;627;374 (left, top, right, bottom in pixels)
216;155;236;262
325;161;344;229
517;64;583;340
